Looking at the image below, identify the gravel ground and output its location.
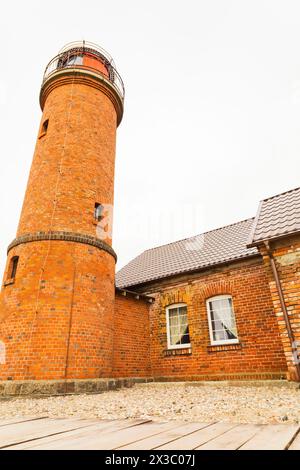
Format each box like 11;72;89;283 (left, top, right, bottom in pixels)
0;383;300;425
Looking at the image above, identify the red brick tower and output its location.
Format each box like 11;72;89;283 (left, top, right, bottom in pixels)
0;41;124;383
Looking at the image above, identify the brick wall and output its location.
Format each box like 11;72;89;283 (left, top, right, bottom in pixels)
0;241;115;380
142;259;287;381
259;236;300;381
0;54;294;385
17;77;117;242
113;292;151;378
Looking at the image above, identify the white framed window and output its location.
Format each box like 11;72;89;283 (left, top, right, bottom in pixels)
206;295;239;345
166;303;191;349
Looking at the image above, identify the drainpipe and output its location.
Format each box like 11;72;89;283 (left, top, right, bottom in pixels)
264;242;300;382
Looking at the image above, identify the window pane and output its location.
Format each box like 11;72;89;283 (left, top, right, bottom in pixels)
213;330;226;341
170;326;179;335
67;55;83;66
208;296;238;343
169;316;179;328
211;319;223;330
224;327;237;340
180;334;190;344
168;305;190;347
171;333;181;345
168;308;178;318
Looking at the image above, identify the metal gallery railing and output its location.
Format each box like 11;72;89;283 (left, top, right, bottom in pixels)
41;41;125;101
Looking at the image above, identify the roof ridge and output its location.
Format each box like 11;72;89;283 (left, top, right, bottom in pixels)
260;186;300;204
143;217;255;253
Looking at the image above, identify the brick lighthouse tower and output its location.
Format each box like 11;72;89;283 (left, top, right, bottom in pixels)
0;41;124;387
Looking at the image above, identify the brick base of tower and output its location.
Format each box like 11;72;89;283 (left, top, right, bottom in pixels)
0;241;115;381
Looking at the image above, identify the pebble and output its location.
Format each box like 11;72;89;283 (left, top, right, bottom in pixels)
0;383;299;424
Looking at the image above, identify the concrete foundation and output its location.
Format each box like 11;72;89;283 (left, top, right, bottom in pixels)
1;376;298;398
0;377;154;397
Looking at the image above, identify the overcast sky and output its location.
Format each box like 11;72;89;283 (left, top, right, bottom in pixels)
0;0;300;276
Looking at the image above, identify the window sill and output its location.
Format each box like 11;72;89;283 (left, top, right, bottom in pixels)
207;343;242;353
164;347;192;357
3;278;15;287
38;132;47;139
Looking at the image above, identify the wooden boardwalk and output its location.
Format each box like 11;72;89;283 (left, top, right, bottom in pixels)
0;416;299;450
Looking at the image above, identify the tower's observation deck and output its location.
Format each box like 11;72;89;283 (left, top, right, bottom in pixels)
40;41;125;124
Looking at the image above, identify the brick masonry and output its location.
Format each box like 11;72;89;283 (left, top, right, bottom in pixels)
113;292;151;378
0;240;115;380
142;258;288;381
0;65;119;381
259;235;300;381
8;231;117;260
17;77;117;241
0;47;299;390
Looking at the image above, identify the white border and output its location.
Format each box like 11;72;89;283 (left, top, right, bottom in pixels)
166;303;191;350
206;295;239;346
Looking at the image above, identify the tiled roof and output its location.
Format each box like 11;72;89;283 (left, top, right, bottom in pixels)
248;187;300;247
116;218;258;289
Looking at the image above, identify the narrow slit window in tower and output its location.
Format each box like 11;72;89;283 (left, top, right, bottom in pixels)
94;203;104;222
9;256;19;280
42;119;49;134
39;119;49;138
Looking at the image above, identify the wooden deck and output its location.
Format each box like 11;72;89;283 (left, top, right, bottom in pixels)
0;416;299;450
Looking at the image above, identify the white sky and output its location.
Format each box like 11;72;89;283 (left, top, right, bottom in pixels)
0;0;300;275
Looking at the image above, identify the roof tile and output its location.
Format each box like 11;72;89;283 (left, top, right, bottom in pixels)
248;187;300;246
116;218;258;289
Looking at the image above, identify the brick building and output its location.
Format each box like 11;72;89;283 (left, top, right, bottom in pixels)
0;42;299;394
116;188;300;383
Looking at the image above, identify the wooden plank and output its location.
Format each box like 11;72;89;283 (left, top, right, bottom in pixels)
157;423;236;450
4;417;299;451
0;416;48;427
197;424;261;450
29;420;185;450
9;419;149;450
239;424;300;450
0;417;101;449
119;422;214;450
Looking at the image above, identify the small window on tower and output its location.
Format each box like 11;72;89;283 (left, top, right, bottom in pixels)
10;256;19;279
40;119;49;138
94;203;104;222
42;119;49;133
7;256;19;281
